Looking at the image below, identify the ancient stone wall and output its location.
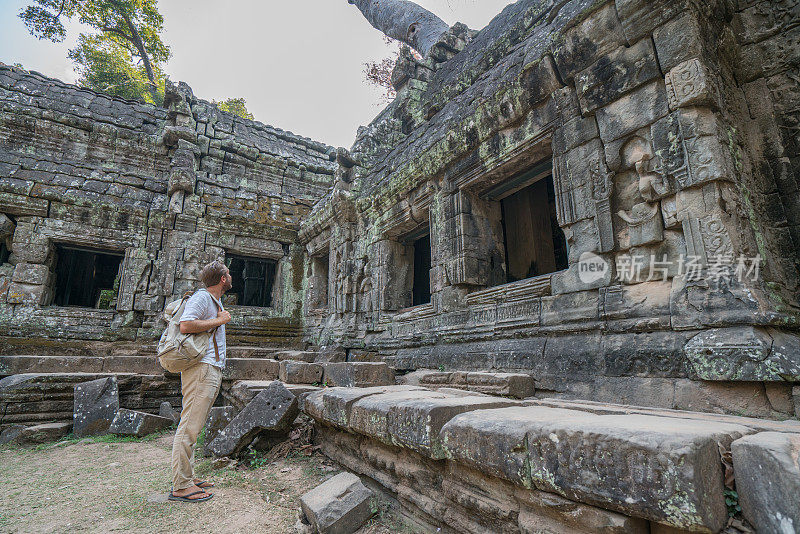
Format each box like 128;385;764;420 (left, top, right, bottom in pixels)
299;0;800;418
0;66;336;348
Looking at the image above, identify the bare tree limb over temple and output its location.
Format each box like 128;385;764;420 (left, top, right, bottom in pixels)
347;0;450;57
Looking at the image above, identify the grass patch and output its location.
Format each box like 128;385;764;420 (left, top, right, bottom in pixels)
30;428;175;451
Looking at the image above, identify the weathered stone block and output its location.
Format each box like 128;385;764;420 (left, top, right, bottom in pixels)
405;369;535;399
516;488;650;534
596;81;669;143
10;263;49;285
299;472;374;534
526;414;751;531
322;362;395;388
665;58;722;111
551;3;626;80
207;381;298;457
441;406;593;486
6;281;48;305
73;377;119;438
684;327;800;381
279;360;323;384
732;432;800;534
108;409;173;437
575;38;660;114
653;13;705;72
380;393;518;458
1;422;72;445
202;405;236;456
273;350;317;363
158;401;179;424
305;385;425;429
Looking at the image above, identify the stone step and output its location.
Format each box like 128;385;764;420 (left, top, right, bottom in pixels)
400;369;535;398
304;386;800;532
0;355;280;380
0;372;181;430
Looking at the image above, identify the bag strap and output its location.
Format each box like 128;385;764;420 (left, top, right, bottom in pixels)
206;290;222;362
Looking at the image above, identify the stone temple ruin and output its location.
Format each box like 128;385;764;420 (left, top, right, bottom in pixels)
1;0;800;532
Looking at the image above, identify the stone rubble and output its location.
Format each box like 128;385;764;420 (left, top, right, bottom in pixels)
207;381;298;457
73;377;119;438
108;408;174;437
299;472;374;534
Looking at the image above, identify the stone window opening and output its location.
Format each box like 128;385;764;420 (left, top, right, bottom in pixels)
0;242;10;265
225;254;277;308
486;159;568;282
309;251;330;310
411;232;432;306
53;246;123;308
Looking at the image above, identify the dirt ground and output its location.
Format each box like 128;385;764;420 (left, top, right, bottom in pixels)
0;431;407;534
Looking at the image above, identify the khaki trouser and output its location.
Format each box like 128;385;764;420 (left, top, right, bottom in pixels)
171;362;222;491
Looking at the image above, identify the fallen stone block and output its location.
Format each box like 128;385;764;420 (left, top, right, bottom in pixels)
226;380;321;411
207;381;298;457
279;360;323;384
73;377;119;438
158;401;180;424
525;414;752;531
109;409;174;437
732;431;800;534
202;406;236;456
300;472;374;534
2;422;72;446
322;362;395;388
0;424;28;446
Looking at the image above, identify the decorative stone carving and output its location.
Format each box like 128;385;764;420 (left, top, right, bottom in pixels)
665;58;722;110
684;327;800;381
617;202;664;247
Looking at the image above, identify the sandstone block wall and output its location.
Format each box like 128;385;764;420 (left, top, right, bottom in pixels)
0;66;336;346
299;0;800;418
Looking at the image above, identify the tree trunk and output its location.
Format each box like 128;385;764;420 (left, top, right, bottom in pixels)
117;6;160;103
348;0;449;57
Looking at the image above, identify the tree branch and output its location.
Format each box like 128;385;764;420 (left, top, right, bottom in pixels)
347;0;449;57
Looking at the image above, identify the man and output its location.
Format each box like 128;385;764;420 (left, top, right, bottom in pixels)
169;260;232;502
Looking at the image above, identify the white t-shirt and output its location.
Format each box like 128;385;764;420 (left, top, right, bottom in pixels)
179;289;226;369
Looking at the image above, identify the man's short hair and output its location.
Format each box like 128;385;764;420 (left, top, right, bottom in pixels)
199;260;227;288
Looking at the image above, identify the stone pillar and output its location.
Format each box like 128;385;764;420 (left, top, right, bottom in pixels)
430;187;504;310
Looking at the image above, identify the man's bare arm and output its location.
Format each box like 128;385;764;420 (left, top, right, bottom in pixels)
180;311;232;334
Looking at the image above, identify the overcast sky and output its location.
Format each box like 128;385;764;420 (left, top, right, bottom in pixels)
0;0;515;147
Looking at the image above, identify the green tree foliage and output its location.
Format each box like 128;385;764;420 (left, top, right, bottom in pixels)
213;97;255;121
19;0;170;104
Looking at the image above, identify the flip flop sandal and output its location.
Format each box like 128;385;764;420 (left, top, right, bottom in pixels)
194;480;214;488
168;490;213;503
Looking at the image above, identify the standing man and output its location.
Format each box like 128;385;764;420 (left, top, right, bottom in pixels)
169;260;232;502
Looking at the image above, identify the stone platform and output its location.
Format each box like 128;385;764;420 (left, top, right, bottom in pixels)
305;386;800;533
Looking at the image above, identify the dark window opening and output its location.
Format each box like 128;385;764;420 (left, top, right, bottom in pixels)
0;242;10;265
500;174;568;282
412;234;431;306
225;255;277;307
311;253;329;309
54;246;123;308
